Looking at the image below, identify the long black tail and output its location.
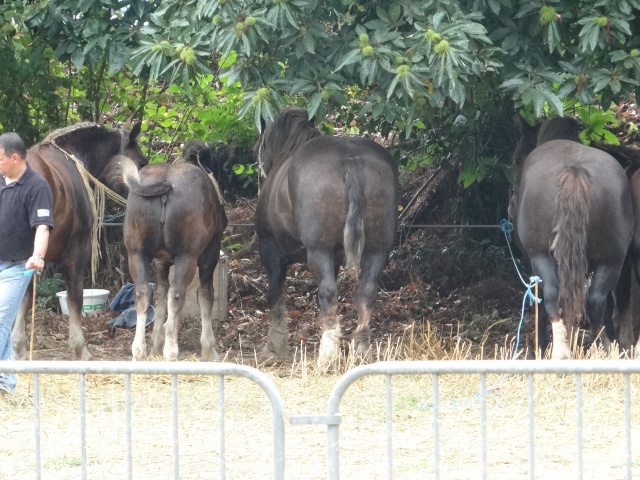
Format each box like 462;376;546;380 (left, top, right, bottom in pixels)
551;164;591;333
343;158;365;271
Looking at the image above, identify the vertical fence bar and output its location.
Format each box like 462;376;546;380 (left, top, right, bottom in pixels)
219;374;226;480
125;373;132;480
480;373;487;480
433;373;440;480
79;372;87;479
624;373;631;480
33;373;41;480
385;374;393;480
528;373;535;480
172;374;179;480
576;373;583;480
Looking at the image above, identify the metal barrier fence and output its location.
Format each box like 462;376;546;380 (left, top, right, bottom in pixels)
6;360;640;479
292;360;639;480
5;361;285;480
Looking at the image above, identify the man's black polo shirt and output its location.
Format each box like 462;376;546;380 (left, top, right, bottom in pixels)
0;164;54;261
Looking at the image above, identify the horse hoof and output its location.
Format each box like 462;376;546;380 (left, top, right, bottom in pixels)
551;346;572;360
201;350;220;362
353;346;372;365
258;346;287;365
78;350;93;361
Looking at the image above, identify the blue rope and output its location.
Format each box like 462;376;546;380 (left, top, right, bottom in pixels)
103;211;125;222
501;219;541;359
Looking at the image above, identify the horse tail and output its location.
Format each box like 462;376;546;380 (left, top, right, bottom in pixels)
343;158;365;271
104;154;139;197
551;164;592;332
123;169;172;197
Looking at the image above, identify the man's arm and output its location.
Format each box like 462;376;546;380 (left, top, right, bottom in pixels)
25;224;50;271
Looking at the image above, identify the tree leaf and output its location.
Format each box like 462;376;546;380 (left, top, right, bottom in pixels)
335;48;362;71
307;92;322;119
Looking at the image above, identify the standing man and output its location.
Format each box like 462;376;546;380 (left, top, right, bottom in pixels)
0;132;53;394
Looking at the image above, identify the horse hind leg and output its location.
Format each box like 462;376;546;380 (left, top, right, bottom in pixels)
531;256;572;359
259;238;289;361
307;249;340;370
587;265;624;354
353;252;388;363
151;260;170;358
163;258;197;361
130;255;154;361
63;263;92;360
197;248;221;362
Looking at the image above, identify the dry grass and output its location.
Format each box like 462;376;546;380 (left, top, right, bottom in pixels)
3;324;640;480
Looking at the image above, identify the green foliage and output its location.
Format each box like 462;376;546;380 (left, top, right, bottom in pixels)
231;162;258;189
0;0;635;196
125;0;640;140
36;272;65;313
575;106;620;145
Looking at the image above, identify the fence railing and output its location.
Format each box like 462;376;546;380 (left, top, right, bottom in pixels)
6;361;285;480
291;360;640;480
6;359;640;480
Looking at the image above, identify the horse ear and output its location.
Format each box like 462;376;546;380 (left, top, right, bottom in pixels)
130;121;142;140
123;115;134;131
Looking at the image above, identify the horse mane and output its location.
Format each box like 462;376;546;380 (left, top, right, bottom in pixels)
42;122;103;143
536;116;583;145
255;107;322;171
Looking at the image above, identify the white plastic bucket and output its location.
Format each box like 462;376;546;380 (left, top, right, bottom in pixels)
56;289;110;316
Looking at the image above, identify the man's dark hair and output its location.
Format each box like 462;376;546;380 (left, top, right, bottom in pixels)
0;132;27;159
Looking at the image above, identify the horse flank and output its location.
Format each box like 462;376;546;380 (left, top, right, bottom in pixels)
551;164;592;331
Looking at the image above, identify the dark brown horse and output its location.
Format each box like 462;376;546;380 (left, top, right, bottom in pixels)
123;141;227;361
12;121;146;360
254;107;399;368
511;116;633;359
614;168;640;357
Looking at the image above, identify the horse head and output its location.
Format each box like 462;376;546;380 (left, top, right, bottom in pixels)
180;139;233;193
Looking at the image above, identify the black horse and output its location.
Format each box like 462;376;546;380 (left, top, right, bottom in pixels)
123;140;228;361
511;116;633;359
254;107;399;368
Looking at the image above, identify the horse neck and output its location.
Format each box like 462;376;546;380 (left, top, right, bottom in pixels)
267;128;322;173
56;132;119;175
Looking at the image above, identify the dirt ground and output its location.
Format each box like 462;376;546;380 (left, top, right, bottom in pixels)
28;190;528;364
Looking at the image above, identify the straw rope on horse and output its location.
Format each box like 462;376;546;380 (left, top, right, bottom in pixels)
43;122;128;285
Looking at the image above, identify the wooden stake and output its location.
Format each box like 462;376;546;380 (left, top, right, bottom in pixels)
29;273;37;361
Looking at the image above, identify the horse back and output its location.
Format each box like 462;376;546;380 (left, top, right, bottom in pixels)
256;135;398;257
517;140;633;259
124;162;226;261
